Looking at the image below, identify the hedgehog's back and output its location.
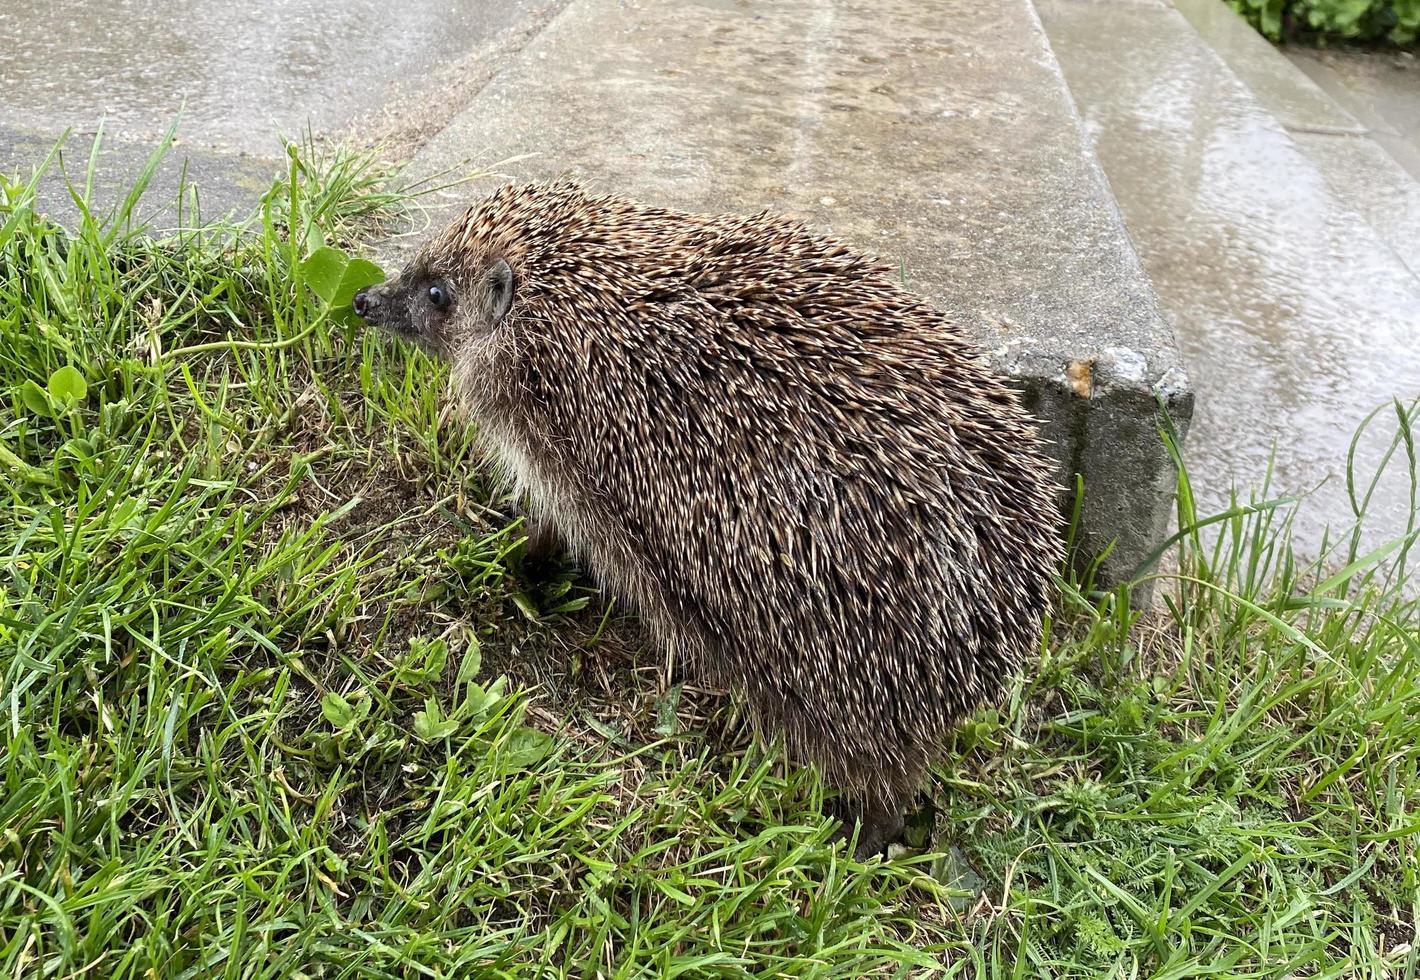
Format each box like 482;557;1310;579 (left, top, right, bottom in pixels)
452;181;1063;807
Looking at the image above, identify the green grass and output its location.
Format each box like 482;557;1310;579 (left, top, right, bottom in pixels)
2;132;1418;978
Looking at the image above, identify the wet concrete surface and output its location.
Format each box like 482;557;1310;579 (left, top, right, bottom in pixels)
1171;0;1365;136
1041;0;1420;559
1286;128;1420;279
1171;0;1420;279
1285;46;1420;183
0;0;543;157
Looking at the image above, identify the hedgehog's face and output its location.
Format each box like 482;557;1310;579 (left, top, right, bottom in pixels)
353;255;514;359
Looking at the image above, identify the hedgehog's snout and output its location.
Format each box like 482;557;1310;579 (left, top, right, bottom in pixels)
352;275;449;357
352;285;383;323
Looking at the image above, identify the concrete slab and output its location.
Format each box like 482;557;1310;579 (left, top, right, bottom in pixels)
1168;0;1420;279
1284;46;1420;184
1040;0;1420;560
1171;0;1365;134
0;0;553;158
0;1;569;235
406;0;1194;587
1289;130;1420;278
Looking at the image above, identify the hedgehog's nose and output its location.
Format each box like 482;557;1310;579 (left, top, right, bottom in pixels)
353;287;379;320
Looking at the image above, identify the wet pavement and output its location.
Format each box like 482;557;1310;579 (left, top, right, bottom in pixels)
1286;46;1420;183
0;0;542;157
1170;0;1420;279
1042;0;1420;559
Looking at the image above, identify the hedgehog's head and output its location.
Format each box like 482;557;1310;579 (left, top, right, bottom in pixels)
353;241;515;359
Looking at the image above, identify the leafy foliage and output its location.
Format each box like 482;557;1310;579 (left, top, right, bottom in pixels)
1227;0;1420;45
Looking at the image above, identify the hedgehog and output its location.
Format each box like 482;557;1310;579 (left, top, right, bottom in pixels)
353;180;1062;856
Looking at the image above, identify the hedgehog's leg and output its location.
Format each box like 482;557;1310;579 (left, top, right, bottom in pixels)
852;797;907;860
520;510;560;563
827;795;907;859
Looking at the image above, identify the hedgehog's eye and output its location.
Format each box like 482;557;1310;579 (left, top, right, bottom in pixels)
427;283;450;310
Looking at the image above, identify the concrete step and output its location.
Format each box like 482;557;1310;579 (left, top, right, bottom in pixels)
1171;0;1420;279
0;0;557;159
404;0;1196;587
1288;43;1420;186
1037;0;1420;560
0;0;569;229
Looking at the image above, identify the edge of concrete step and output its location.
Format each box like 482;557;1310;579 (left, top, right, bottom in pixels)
1039;0;1420;559
402;0;1195;590
1170;0;1366;134
1284;47;1420;186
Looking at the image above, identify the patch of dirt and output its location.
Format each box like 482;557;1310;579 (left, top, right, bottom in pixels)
234;371;737;733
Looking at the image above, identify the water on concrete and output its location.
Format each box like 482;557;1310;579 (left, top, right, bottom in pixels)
1042;0;1420;561
0;0;540;157
1171;0;1420;281
1285;46;1420;182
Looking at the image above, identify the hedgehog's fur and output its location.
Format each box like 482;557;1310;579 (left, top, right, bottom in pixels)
355;180;1062;854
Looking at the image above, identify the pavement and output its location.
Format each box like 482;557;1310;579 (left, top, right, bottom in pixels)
1285;44;1420;185
0;0;556;156
0;0;566;223
4;0;1416;583
1040;0;1420;560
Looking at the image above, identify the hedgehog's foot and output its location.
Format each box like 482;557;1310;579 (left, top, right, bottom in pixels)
827;797;905;860
520;513;561;567
853;803;906;860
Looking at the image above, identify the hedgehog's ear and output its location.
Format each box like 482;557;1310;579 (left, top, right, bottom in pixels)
485;258;514;324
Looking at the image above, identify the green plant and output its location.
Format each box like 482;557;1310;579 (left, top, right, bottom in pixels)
1227;0;1420;45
